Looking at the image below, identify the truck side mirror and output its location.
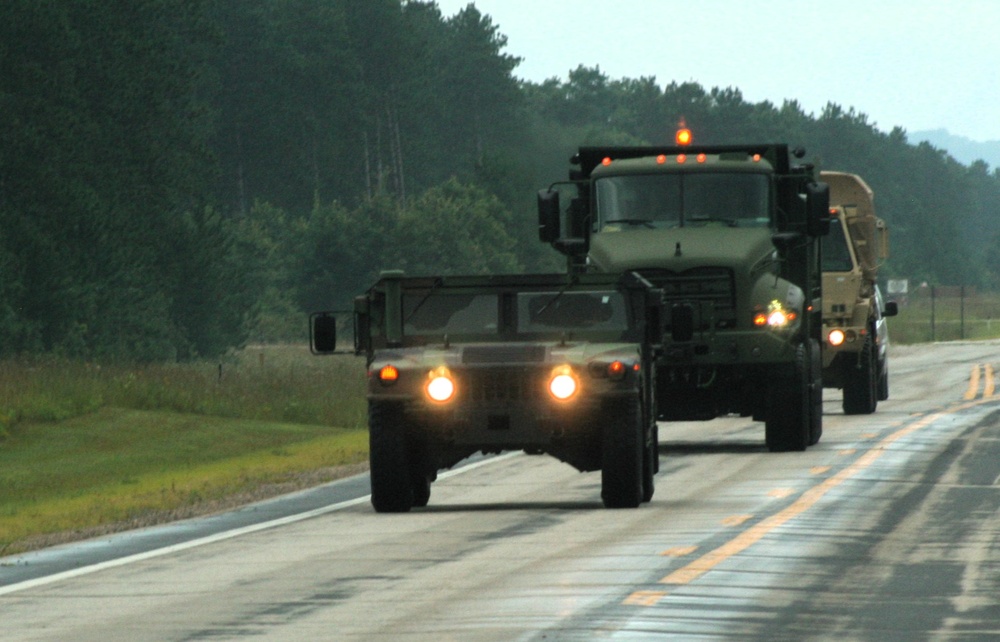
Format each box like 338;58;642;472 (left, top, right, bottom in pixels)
310;313;337;354
538;189;561;243
806;182;831;237
883;301;899;317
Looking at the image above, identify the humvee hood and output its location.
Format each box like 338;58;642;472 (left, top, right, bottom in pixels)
588;226;776;272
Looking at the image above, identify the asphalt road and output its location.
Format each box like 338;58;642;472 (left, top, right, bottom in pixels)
2;341;999;641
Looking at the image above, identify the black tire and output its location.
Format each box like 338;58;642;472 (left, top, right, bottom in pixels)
368;401;414;513
601;395;644;509
410;471;431;508
877;358;889;401
843;341;877;415
765;343;810;452
808;338;823;447
641;426;656;504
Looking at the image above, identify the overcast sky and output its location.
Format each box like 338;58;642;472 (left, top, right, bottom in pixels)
434;0;1000;142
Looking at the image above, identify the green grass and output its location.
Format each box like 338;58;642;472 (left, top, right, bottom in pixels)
0;345;369;555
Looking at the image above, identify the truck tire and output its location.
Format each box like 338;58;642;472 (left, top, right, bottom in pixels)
843;341;877;415
641;423;656;503
765;343;810;452
601;395;644;509
877;358;890;401
808;338;823;446
368;401;414;513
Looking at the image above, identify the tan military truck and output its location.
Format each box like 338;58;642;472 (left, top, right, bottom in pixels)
820;171;897;414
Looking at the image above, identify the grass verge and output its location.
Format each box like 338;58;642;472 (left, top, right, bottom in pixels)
0;346;369;556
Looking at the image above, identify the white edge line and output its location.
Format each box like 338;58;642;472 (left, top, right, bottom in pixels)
0;451;521;596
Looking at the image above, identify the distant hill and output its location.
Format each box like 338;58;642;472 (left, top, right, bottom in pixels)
911;129;1000;170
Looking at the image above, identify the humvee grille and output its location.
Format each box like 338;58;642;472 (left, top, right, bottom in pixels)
638;267;737;330
464;368;540;402
462;345;546;364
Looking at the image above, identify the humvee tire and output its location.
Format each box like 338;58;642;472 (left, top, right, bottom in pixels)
369;402;414;513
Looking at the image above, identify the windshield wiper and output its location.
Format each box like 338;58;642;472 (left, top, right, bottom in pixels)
604;218;655;228
686;216;738;227
404;277;444;324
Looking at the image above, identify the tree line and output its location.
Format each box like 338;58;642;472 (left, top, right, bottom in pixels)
2;0;998;360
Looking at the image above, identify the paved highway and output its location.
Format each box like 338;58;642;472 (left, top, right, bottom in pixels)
2;342;999;640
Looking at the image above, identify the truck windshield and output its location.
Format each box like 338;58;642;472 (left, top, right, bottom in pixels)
822;219;854;271
595;172;770;230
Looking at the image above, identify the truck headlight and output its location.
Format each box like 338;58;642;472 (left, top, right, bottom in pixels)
425;366;455;403
753;300;798;330
828;329;846;346
548;365;579;401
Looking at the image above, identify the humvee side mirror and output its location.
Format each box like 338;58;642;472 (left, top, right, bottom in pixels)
806;182;831;237
310;313;337;354
884;301;899;317
538;189;561;243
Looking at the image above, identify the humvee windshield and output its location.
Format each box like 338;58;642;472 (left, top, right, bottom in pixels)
402;290;629;336
595;172;771;230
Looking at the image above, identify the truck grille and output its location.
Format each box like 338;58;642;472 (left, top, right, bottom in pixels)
638;267;737;330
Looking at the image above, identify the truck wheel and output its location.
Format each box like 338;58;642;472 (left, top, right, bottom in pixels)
641;424;656;503
410;470;431;508
877;359;890;401
368;401;414;513
843;342;877;415
601;396;644;509
765;343;810;452
808;338;823;446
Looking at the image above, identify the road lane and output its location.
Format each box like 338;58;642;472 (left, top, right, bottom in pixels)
2;341;999;640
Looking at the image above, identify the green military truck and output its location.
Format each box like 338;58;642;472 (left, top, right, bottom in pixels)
312;271;665;511
537;138;830;452
819;171;897;414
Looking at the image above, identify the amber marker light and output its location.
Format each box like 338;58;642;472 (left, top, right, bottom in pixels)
656;154;667;164
548;365;579;401
607;360;627;380
425;366;455;402
697;153;707;163
602;157;612;166
377;364;399;385
828;329;846;346
675;128;692;145
676;154;687;164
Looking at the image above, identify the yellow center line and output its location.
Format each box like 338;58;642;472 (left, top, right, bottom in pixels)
659;400;986;587
984;364;995;398
964;364;981;400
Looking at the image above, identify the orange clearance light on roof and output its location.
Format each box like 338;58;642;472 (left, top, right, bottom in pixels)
675;128;692;146
602;157;612;166
752;154;761;162
656;154;667;164
378;364;399;384
676;154;687;164
697;153;707;163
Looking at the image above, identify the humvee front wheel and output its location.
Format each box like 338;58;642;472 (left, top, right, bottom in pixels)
601;395;644;508
369;402;414;513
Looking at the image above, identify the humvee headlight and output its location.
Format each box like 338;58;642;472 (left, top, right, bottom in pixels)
548;365;579;401
828;329;846;346
425;367;455;403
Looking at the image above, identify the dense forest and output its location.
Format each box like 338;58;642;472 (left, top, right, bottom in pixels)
3;0;1000;360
